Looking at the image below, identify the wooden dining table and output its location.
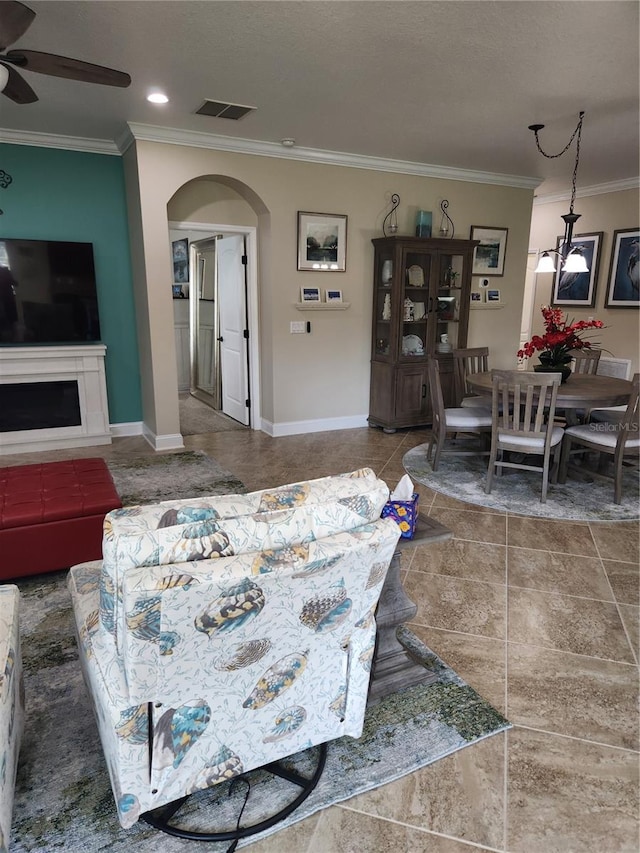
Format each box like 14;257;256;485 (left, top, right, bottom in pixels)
467;371;633;424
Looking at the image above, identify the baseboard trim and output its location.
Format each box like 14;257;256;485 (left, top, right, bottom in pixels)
141;423;185;451
110;421;144;437
260;414;369;437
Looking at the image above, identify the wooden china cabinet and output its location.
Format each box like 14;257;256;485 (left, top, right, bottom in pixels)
368;235;478;431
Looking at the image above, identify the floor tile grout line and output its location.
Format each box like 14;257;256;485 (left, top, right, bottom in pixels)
335;805;504;852
587;521;639;666
513;723;640;754
409;619;639;667
410;562;631;607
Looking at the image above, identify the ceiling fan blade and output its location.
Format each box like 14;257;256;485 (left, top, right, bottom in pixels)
0;1;35;51
1;60;37;103
6;49;131;87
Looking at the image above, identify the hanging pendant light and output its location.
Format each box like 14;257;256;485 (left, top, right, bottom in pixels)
530;112;589;274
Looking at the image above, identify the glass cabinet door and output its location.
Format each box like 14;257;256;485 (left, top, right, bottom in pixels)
373;250;394;357
400;249;432;360
435;251;465;352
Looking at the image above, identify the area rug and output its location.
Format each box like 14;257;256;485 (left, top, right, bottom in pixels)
179;393;247;436
107;449;246;506
404;443;639;521
10;572;510;852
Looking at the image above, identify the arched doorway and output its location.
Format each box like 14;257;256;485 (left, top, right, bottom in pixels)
167;176;265;435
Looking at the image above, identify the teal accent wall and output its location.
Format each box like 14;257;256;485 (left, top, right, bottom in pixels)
0;143;142;424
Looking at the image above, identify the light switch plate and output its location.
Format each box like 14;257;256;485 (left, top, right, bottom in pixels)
290;321;306;334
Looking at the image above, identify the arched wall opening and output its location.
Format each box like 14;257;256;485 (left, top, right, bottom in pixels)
122;142;273;449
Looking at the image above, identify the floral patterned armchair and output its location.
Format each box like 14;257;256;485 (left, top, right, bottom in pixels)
0;585;23;853
68;468;400;838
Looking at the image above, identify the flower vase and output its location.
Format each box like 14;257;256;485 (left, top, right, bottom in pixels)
533;355;572;383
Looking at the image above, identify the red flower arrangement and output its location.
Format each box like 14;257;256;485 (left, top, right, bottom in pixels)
518;306;604;365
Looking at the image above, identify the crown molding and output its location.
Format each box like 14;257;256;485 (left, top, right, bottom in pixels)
120;122;541;189
533;177;640;205
0;127;120;155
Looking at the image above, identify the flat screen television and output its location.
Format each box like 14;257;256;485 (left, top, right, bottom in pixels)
0;238;101;345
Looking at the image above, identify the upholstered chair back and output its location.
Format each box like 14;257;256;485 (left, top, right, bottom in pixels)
69;469;400;828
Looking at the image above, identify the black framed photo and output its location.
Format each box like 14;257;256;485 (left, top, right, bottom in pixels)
470;226;508;276
551;232;603;308
605;228;639;308
297;211;347;271
172;238;189;284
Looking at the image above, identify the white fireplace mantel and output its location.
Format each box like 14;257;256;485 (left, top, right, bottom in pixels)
0;344;111;455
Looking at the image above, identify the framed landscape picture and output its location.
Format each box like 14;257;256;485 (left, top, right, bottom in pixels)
551;232;602;308
605;228;639;308
297;211;347;271
470;226;508;276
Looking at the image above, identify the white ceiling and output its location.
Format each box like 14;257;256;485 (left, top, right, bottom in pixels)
1;0;639;196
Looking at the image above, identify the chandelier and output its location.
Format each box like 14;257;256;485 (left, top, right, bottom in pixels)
530;112;589;275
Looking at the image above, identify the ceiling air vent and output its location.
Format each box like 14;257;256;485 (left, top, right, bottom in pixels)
195;100;256;120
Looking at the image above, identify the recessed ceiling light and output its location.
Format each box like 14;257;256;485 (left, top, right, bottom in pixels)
147;91;169;104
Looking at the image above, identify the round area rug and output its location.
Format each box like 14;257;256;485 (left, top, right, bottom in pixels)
403;444;639;522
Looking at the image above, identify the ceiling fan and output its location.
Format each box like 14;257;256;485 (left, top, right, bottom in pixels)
0;0;131;104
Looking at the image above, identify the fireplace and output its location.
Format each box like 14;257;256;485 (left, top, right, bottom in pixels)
0;345;111;454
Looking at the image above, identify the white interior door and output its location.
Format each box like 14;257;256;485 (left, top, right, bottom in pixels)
217;235;249;425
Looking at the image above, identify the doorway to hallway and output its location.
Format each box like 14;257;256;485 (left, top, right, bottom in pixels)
169;220;260;435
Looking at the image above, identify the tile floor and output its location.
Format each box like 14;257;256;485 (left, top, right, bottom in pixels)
2;425;638;852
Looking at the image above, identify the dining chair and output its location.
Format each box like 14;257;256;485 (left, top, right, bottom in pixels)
570;348;602;375
426;356;492;471
485;370;564;503
558;373;639;504
452;347;491;408
555;348;603;425
586;356;632;422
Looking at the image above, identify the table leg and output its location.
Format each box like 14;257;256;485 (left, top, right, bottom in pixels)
367;548;438;706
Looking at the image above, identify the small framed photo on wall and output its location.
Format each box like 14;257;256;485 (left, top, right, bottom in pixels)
300;286;321;302
605;228;640;308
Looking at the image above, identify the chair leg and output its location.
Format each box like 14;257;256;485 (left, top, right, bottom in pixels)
485;443;497;494
540;464;549;503
432;434;443;471
550;442;562;484
558;436;572;484
613;448;624;505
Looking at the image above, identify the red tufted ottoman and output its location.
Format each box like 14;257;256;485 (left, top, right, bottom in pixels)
0;458;121;581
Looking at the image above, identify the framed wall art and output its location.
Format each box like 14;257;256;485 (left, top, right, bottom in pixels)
172;238;189;284
297;211;347;272
325;288;343;302
551;232;603;308
470;226;508;276
300;286;321;302
605;228;639;308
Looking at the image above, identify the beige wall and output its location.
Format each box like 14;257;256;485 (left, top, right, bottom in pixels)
127;139;535;440
528;187;640;374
